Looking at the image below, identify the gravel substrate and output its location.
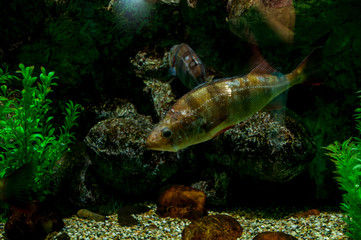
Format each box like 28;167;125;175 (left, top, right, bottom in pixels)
0;204;350;239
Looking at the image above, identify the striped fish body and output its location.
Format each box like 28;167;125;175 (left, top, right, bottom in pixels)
147;51;312;152
169;43;206;89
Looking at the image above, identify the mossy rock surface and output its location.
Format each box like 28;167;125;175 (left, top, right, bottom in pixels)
182;214;243;240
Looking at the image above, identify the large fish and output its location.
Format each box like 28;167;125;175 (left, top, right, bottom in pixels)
168;43;207;90
146;50;319;152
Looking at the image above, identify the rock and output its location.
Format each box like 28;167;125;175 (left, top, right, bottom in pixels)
51;142;99;212
84;100;152;160
117;213;138;227
182;214;243;240
289;209;320;218
117;205;150;227
253;231;298;240
85;113;151;160
86;98;143;122
131;50;169;80
131;50;177;118
191;181;219;206
77;209;106;222
143;78;176;118
157;185;207;220
5;202;64;240
84;101;181;199
205;110;315;182
190;173;230;208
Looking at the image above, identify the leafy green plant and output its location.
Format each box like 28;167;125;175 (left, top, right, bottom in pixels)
326;93;361;239
0;64;81;198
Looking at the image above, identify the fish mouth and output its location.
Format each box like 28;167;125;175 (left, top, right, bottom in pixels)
145;139;162;151
145;140;177;152
145;133;176;152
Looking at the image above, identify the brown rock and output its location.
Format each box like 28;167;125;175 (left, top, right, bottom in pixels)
290;209;320;218
84;100;181;200
182;214;243;240
5;202;64;240
157;185;207;220
77;209;106;222
253;232;298;240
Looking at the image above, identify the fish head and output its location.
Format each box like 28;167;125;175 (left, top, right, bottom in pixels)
146;109;206;152
146;124;178;152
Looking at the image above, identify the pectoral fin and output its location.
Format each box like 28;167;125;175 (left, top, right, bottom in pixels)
212;125;236;138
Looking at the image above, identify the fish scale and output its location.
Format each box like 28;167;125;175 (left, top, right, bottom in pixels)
183;74;290;139
146;49;317;152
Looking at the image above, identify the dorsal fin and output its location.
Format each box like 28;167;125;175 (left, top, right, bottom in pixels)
249;59;277;75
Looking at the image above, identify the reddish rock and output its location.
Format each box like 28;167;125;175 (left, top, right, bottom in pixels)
253;232;298;240
157;185;207;220
182;214;243;240
290;209;321;218
5;202;64;240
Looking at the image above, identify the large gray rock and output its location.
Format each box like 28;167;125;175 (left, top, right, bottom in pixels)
52;142;98;210
205;110;315;182
84;101;181;198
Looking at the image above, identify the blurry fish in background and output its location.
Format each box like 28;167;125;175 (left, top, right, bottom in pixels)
227;0;295;46
168;43;207;90
146;49;320;152
0;163;34;209
227;0;295;69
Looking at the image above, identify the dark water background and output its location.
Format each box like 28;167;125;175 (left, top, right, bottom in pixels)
0;0;360;211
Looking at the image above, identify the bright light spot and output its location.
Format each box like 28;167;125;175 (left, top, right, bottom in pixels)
110;0;154;29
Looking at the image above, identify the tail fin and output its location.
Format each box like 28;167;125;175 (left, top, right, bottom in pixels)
286;47;324;86
4;162;35;209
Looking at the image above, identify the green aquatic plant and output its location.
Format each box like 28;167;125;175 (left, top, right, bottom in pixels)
326;93;361;239
0;64;81;200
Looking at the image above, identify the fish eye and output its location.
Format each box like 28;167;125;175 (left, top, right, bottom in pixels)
161;127;173;138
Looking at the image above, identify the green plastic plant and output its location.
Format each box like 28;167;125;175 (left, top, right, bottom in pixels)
0;64;81;199
326;93;361;239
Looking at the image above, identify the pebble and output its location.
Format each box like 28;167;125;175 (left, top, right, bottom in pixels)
0;205;350;239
